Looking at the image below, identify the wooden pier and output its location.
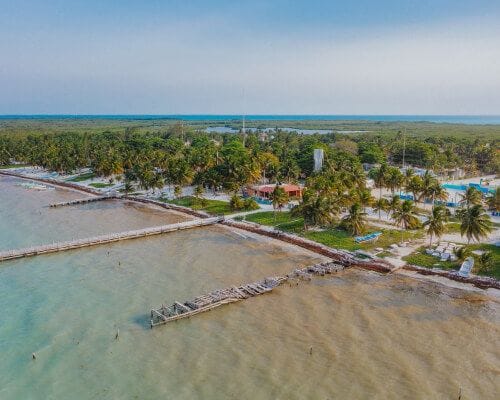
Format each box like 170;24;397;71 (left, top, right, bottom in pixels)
0;217;223;263
150;261;344;327
49;195;119;207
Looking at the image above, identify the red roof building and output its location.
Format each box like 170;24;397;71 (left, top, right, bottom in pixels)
246;184;303;199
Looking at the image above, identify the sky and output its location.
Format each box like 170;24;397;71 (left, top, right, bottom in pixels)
0;0;499;115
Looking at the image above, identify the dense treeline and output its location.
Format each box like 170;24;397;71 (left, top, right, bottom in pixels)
1;122;498;187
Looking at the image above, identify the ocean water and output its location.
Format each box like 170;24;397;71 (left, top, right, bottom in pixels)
1;176;499;399
1;115;500;124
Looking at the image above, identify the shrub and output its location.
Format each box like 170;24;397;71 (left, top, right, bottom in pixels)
243;198;259;211
229;194;244;211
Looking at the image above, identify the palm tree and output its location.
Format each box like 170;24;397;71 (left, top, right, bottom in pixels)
341;203;367;236
419;171;438;207
368;164;388;200
356;188;375;213
270;185;289;221
392;200;420;230
373;198;389;221
459;187;483;208
423;205;448;246
388;195;402;219
291;189;340;230
386;167;404;194
487;187;499;211
428;182;448;205
454;245;471;262
459;204;492;244
405;175;423;204
270;185;289;212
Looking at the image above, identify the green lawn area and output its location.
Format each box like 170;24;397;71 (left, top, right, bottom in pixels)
239;211;423;252
403;244;500;279
67;172;95;182
445;222;462;233
88;182;114;188
403;247;459;270
0;163;30;169
162;196;232;215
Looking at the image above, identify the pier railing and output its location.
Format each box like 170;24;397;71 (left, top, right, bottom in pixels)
0;217;223;262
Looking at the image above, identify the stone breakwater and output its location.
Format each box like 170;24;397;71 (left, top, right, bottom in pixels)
221;220;393;273
404;264;500;290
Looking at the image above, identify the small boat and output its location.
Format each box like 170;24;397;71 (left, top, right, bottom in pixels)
458;257;474;278
354;232;382;243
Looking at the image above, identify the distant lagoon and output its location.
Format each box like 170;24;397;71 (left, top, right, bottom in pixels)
2;115;500;125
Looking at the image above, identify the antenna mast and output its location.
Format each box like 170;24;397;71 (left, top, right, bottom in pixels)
402;128;406;169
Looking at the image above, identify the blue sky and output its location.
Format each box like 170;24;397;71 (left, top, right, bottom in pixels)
1;1;499;114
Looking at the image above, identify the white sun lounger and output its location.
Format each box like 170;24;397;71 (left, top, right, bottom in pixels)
458;257;474;278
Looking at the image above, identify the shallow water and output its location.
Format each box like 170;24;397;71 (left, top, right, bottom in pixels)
1;176;499;399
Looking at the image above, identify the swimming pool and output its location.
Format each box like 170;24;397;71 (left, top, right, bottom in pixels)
442;183;495;194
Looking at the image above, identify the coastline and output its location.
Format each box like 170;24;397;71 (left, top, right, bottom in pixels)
2;168;499;292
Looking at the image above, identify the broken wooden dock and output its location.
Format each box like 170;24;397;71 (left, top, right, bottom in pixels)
49;194;120;207
150;261;344;327
0;216;223;263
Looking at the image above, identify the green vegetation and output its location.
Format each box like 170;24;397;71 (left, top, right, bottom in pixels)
403;248;459;270
404;244;500;279
162;196;232;215
68;172;95;182
88;182;114;188
240;211;423;251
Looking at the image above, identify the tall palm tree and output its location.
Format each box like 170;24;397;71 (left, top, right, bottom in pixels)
459;187;483;208
356;188;375;212
270;185;289;212
373;198;389;221
423;205;448;246
341;203;367;236
428;181;448;205
386;167;404;194
368;164;388;200
459;204;492;244
405;175;423;204
291;189;340;230
419;171;438;207
392;200;420;230
388;194;402;219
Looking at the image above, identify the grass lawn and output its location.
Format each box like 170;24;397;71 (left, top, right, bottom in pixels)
403;247;459;270
403;244;500;279
239;211;423;252
163;196;232;215
445;222;462;233
68;172;95;182
88;182;114;188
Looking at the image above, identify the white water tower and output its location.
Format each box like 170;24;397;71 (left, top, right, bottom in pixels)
313;148;324;172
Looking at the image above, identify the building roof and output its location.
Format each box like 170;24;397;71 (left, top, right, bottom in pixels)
253;184;302;193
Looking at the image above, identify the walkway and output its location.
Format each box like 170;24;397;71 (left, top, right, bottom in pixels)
0;217;223;262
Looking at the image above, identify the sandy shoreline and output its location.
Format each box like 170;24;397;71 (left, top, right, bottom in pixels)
2;168;499;294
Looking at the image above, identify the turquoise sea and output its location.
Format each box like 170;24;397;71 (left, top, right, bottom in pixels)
1;175;499;399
